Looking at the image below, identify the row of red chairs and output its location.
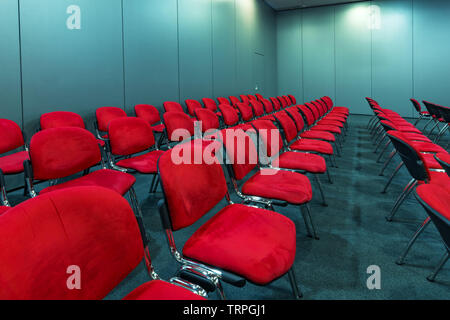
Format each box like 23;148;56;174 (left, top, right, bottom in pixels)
0;93;350;299
365;97;449;281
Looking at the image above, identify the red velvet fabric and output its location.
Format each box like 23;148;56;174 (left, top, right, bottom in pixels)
195;109;220;132
240;95;250;104
290;139;334;155
108;117;155;156
242;169;312;204
39;169;136;196
202;98;218;112
250;100;265;117
0;186;143;299
216;97;229;105
0;119;25;154
278;96;288;108
416;184;450;220
436;152;450;167
270;97;281;110
158;143;227;231
183;203;296;285
163;101;184;113
152;123;165;133
300;130;335;142
298;105;316;126
123;280;205;300
286;107;306;132
0;206;10;216
316;119;344;128
0;151;29;174
229;96;241;106
274;111;299;143
116;150;164;173
248;94;258;101
262;99;274;114
236;103;254;121
421;153;444;169
96;107;127;132
255;93;264;101
412;141;447;154
323;114;347;122
219;105;240;126
40;111;85;130
185;99;203;116
275;152;327;173
288;95;297;105
30;127;101;180
284;96;292;106
135;104;162;125
163;112;195;142
428;172;450;194
305;103;321;120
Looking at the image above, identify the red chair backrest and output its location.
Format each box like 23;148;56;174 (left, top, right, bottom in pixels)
29;127;101;180
305;103;321;121
255;93;264;101
410;99;422;113
278;96;288;108
220;128;258;181
235;103;254;122
229;96;241;106
270;97;281;110
218;104;240;127
158;141;226;230
40;111;85;130
185;99;203;117
0;119;25;154
217;97;230;106
163;112;194;142
288;95;297;105
195;109;220;132
298;105;316;126
163;101;184;114
248;95;258;101
108;117;156;156
135;104;161;125
0;186;143;299
202;98;218;113
96;107;127;132
251;120;283;157
274;111;298;143
240;95;250;104
285;107;306;132
283;96;292;106
261;99;274;114
250;100;265;117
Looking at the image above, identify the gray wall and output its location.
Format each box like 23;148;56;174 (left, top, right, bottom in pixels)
276;0;450;116
0;0;277;135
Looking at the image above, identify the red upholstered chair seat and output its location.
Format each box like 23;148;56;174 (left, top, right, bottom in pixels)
116;150;165;174
151;123;165;133
182;203;296;285
422;153;445;170
0;151;29;174
123;280;206;300
310;125;341;134
39;169;136;196
290;139;334;155
0;206;10;216
316;119;344;128
412;142;447;154
275;152;327;174
300;130;335;142
242;169;312;205
428;171;450;190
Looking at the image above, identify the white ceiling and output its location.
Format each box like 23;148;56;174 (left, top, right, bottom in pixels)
265;0;367;11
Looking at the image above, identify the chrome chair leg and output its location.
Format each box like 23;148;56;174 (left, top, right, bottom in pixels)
287;268;303;300
379;150;397;176
381;161;404;193
314;174;327;207
386;179;417;221
396;217;431;265
427;251;449;282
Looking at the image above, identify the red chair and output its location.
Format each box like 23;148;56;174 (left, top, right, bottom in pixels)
108;117;165;194
261;99;274;114
194;109;220;133
185;99;203;117
202;98;220;114
322;96;349;115
247;94;258;101
240;95;250;104
229;96;241;106
255;93;264;102
288;95;297;105
24;127;137;210
0;119;30;206
163;101;185;114
40;111;106;147
163;112;195;144
251;120;330;206
270;97;282;111
435;152;450;176
157;141;302;299
218;104;240;128
134;104;165;134
278;96;288;108
235;102;254;122
217;97;230;105
95;106;127;141
0;186;206;299
216;128;318;239
249;100;273;120
0;173;11;212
